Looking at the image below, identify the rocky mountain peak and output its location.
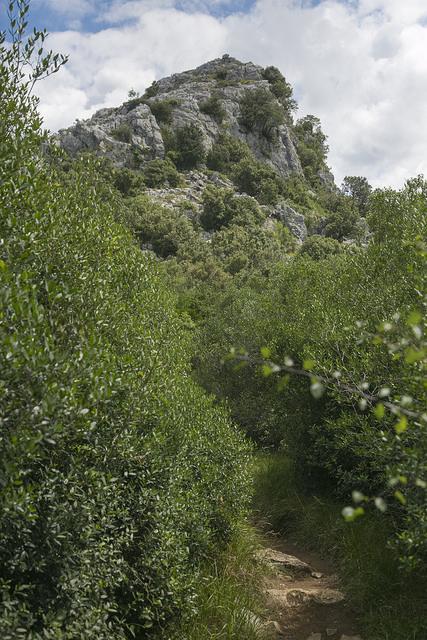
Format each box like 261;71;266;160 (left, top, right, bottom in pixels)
56;56;302;178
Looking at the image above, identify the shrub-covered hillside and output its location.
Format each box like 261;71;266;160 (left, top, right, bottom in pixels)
1;2;426;639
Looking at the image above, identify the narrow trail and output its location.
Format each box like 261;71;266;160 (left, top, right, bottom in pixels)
257;530;364;640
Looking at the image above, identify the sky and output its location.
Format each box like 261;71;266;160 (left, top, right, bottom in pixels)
5;0;427;187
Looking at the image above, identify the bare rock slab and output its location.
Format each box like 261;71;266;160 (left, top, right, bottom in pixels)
267;587;345;608
258;548;312;575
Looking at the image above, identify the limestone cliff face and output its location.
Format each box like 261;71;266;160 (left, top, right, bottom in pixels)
57;56;302;178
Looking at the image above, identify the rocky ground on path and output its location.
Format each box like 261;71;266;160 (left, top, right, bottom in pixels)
256;534;364;640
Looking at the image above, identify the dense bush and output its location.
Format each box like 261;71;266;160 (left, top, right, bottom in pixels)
199;94;226;123
262;66;297;119
149;98;179;125
341;175;372;217
143;80;160;99
112;166;145;196
206;134;252;174
200;186;265;231
239;88;285;141
127;195;197;257
143;158;183;188
231;157;285;205
0;10;251;638
167;124;206;170
299;235;343;259
293;115;329;186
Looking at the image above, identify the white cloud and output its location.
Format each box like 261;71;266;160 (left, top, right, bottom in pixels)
35;0;427;188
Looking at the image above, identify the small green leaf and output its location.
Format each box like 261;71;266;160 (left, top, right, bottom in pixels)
395;416;408;434
352;490;365;503
394;490;406;505
260;346;271;359
303;359;315;371
277;374;290;391
374;403;385;420
261;364;273;377
407;310;422;326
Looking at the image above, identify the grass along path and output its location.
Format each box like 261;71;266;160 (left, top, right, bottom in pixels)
253;454;427;640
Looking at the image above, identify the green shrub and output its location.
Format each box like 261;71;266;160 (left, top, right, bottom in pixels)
199;94;226;123
127;195;196;257
293;115;329;186
150;98;179;125
143;80;160;99
113;166;145;196
143;158;183;188
299;235;343;260
262;66;297;118
175;124;206;170
231;157;285;204
0;10;251;637
206;134;252;174
201;186;265;231
110;122;132;143
239;88;285;141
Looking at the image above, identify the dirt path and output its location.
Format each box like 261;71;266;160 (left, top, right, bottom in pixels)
258;531;363;640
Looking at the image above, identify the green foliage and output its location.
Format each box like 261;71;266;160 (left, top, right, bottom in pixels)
293;115;329;186
211;225;287;277
143;80;160;99
176;525;266;640
126;195;197;257
262;66;297;119
150;98;179;125
167;124;206;170
200;186;265;231
231;157;285;205
299;234;343;260
143;158;183;188
254;454;427;640
199;94;226;123
0;8;251;637
112;166;145;196
239;88;285;141
342;175;372;217
194;177;427;567
206;134;252;174
110;122;132;143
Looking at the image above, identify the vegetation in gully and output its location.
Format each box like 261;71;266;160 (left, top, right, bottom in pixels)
1;2;426;638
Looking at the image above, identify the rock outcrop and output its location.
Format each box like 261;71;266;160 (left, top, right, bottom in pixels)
57;56;302;177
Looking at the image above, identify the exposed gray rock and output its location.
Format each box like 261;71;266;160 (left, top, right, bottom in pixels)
270;203;308;242
318;166;336;191
56;104;164;167
142;170;235;214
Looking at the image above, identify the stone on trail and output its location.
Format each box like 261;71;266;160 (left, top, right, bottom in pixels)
340;636;363;640
267;587;345;608
326;629;338;636
306;634;322;640
312;571;323;579
258;548;312;575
